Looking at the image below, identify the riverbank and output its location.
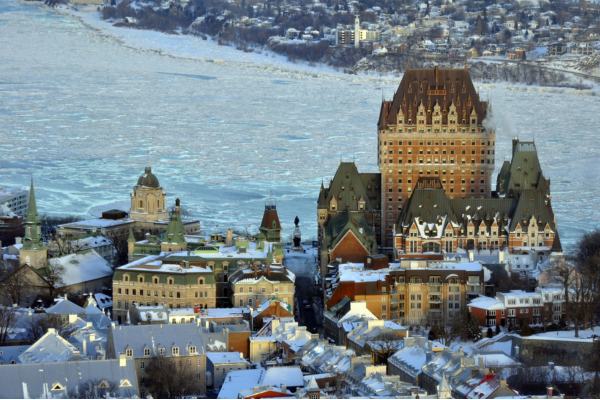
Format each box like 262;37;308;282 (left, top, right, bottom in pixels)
55;3;596;89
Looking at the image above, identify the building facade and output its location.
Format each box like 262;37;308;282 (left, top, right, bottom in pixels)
326;259;484;326
113;256;217;322
229;265;295;310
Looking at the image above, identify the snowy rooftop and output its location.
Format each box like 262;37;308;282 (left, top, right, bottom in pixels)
207;352;248;365
46;298;86;315
468;295;505;311
200;307;245;319
117;254;213;274
59;218;133;230
49;250;113;287
337;262;389;283
18;329;81;364
218;369;263;399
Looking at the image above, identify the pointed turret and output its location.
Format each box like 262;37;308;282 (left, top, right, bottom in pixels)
20;178;47;268
259;201;281;243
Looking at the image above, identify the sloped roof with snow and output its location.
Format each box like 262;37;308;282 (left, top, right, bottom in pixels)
46;298;85;315
18;329;81;364
50;250;113;287
468;295;505;311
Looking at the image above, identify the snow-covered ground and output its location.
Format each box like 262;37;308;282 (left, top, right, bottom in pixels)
0;0;599;249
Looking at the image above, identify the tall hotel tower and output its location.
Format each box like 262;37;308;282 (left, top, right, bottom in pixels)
377;68;495;247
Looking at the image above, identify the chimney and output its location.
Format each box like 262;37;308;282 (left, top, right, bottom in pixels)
119;354;127;367
468;250;475;262
15;237;22;245
546;386;553;398
226;229;233;247
83;337;87;355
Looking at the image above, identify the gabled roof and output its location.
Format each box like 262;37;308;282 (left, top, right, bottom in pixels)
18;329;82;364
49;250;113;287
318;162;380;211
324;211;376;252
46;298;86;315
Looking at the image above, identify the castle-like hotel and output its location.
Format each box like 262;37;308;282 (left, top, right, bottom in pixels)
318;67;560;271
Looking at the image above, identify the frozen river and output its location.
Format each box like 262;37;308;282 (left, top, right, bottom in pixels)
0;0;598;249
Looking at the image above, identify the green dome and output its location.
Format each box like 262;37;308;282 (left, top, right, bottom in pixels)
137;167;160;188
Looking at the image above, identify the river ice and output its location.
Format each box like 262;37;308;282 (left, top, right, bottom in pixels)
0;0;598;249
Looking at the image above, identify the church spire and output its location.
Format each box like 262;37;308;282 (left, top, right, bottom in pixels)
23;178;43;250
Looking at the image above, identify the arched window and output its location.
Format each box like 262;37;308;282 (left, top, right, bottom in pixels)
138;275;144;283
123;274;130;282
153;276;159;284
198;278;204;285
167;277;174;285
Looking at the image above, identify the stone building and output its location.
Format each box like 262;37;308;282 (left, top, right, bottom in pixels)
378;67;495;247
113;239;277;321
112;256;217;323
229;264;295;310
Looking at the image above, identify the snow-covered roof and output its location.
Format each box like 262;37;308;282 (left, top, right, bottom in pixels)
117;254;214;274
468;295;505;311
49;250;113;287
59;218;133;230
207;352;248;365
200;307;245;319
110;323;226;358
18;329;81;364
473;353;520;368
0;358;139;398
0;345;29;364
46;298;85;315
218;369;264;399
261;366;304;387
337;262;389;283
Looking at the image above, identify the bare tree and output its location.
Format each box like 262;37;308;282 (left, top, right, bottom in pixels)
0;267;31;306
41;263;64;300
142;355;203;398
368;332;403;365
28;314;65;341
0;306;16;345
104;230;128;266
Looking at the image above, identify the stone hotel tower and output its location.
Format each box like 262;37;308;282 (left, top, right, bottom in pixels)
377;68;495;246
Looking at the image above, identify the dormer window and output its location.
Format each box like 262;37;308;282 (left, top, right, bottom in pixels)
172;346;179;356
51;383;64;392
144;347;151;356
125;348;133;357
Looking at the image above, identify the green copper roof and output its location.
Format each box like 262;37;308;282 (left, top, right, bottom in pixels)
164;200;186;245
